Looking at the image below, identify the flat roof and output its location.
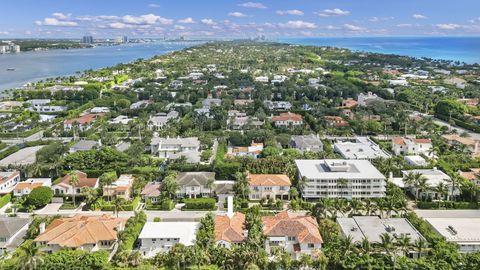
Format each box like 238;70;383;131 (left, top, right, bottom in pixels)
295;159;385;180
337;216;424;243
402;169;451;187
138;222;199;246
334;137;391;160
425;218;480;243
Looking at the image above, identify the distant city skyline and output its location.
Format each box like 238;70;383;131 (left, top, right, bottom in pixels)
1;0;480;38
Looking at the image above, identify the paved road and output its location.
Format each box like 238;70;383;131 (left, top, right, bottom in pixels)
20;205;214;222
431;117;480;141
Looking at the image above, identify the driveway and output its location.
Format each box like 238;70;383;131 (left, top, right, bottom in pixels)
34;203;63;215
415;209;480;218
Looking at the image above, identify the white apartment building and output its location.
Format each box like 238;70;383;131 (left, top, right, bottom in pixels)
295;159;386;199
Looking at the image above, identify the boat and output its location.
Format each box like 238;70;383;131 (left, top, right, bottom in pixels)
6;68;15;71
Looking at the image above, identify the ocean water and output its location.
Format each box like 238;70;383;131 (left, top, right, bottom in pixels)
0;42;200;91
278;37;480;64
1;37;479;92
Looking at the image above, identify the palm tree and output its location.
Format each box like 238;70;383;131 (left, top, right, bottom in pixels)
68;171;80;207
436;182;449;202
413;238;429;257
446;174;461;202
113;197;123;218
461;180;479;203
403;172;426;202
309;198;333;220
360;237;372;255
337;178;348;199
348;199;363;217
363;199;378;216
379;233;396;255
341;235;355;256
396;234;411;257
416;177;430;202
17;241;44;270
100;172;117;201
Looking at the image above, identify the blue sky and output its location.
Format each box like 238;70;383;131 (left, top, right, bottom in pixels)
1;0;480;38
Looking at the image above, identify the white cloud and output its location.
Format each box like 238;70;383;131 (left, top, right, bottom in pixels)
369;16;394;22
174;25;186;30
148;3;160;8
122;14;173;25
343;24;365;31
317;8;350;17
35;18;78;27
228;12;247;17
397;24;413;28
178;17;196;24
436;23;461;30
52;13;71;20
0;31;9;35
238;2;266;9
279;20;316;29
201;18;216;25
413;14;427;19
108;22;133;29
276;10;304;16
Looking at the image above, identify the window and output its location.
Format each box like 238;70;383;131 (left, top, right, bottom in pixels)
308;243;315;248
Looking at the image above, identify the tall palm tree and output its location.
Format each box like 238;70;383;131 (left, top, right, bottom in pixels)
436;182;449;202
461;180;479;203
413;238;429;257
360;237;372;255
396;234;411;257
403;172;427;202
446;174;461;202
337;178;349;199
416;177;430;202
68;171;80;207
363;199;378;216
379;233;396;255
17;241;44;270
348;199;364;217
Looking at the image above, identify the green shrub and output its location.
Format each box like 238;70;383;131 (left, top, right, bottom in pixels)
183;198;216;210
116;211;147;253
26;187;52;209
153;217;161;222
0;193;12;208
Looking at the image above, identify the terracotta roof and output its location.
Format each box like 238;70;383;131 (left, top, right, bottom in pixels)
214;213;246;243
64;113;103;125
392;137;406;146
57;171;98;188
248;174;291;187
34;215;127;248
0;171;19;185
141;182;161;197
272;112;303;122
442;134;477;146
262;212;322;244
14;182;43;190
413;138;432;144
459;169;480;181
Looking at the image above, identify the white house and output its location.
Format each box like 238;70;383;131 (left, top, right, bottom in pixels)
426;218;480;253
402;168;457;200
139;222;199;258
357;92;383;106
295;159;386;199
13;178;51;197
0;171;20;194
175;172;215;198
52;171;99;195
334;137;391;160
248;174;291;200
392;137;432;156
150;136;200;160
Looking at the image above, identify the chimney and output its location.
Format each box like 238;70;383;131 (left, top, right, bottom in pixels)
39;222;46;234
227;195;234;218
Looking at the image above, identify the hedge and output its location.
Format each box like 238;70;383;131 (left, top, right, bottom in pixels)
436;114;480;133
183;198;216;210
417;201;477;209
0;128;41;138
146;199;174;210
0;146;20;160
117;211;147;252
0;193;12;209
100;197;140;211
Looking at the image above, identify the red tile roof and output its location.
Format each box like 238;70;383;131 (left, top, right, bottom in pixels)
248;174;291;187
262;212;322;244
214;213;246;243
64;113;103;125
57;171;98;188
272;112;303;122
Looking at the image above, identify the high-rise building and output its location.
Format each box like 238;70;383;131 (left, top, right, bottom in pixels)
122;36;128;43
82;35;94;44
